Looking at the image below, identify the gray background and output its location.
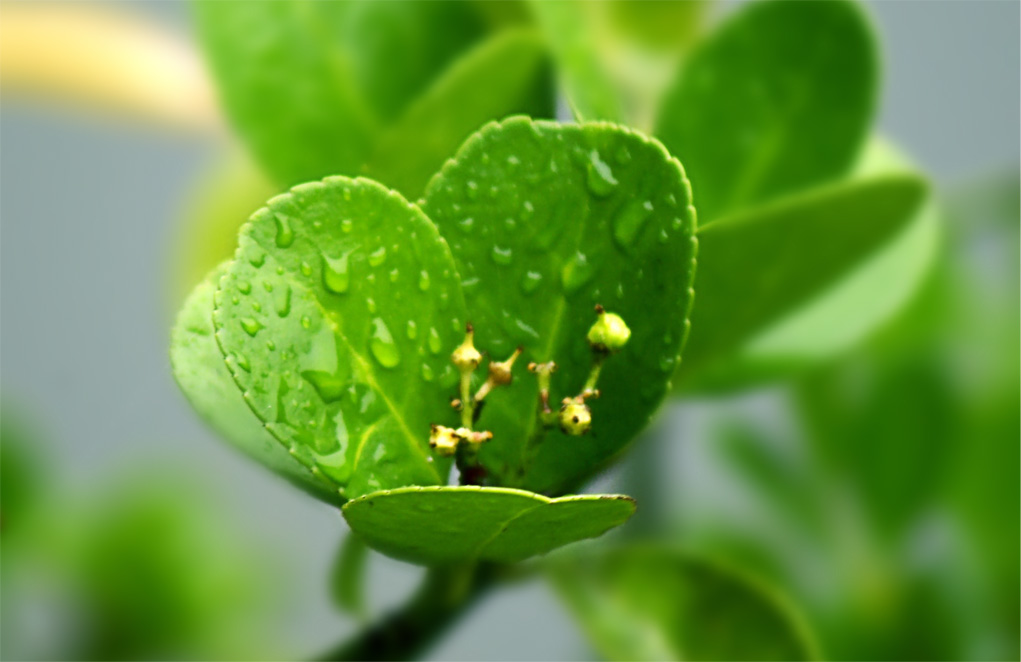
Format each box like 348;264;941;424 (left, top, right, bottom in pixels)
2;1;1018;659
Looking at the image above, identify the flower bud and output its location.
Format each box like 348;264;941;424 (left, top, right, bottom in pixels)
429;424;462;456
451;323;482;372
587;305;631;353
559;396;592;436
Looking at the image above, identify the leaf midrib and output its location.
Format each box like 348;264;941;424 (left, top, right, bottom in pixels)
248;236;440;483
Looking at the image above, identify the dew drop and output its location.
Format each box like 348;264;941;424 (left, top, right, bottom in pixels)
300;261;312;277
367;298;377;314
418;271;431;291
368;247;387;267
491;245;513;266
421;363;435;382
428;327;442;355
521;270;543;294
586;150;618;197
301;315;312;329
341;218;353;233
613;200;653;249
276;266;285;275
266;340;276;351
466;180;479;200
322;253;349;294
251;302;262;313
615;145;632;164
240;317;263;337
561;252;595;293
507;155;521;167
369;318;400;368
458;217;475;233
276;287;291;317
389;268;400;283
274;213;295;247
406;320;418;340
302;370;346;403
237;280;252;294
659;355;677;373
262;281;274;292
235;353;251;373
249;252;266;268
521;200;534;221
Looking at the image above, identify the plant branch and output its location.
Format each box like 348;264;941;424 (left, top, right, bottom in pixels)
319;562;500;662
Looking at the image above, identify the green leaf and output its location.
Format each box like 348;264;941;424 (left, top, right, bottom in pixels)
194;2;553;194
688;141;940;391
678;175;927;379
550;546;817;661
212;177;466;500
366;29;553;198
528;1;622;122
342;485;634;565
330;533;369;619
421;117;697;494
170;263;344;507
655;0;877;222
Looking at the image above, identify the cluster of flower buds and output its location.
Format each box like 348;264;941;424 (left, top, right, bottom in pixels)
531;304;631;436
429;323;522;461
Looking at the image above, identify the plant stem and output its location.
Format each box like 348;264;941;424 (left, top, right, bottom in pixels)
319;562;498;662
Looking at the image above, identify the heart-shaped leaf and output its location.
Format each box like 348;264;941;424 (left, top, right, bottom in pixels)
655;0;877;223
421;117;697;494
342;485;635;565
213;177;467;500
170;263;344;506
195;2;553;193
678;174;927;381
550;546;817;661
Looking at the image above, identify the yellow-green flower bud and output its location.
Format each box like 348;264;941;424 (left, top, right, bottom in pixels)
587;305;631;353
451;323;482;372
558;396;592;436
429;424;462;456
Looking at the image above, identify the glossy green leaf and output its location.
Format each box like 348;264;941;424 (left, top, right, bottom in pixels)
678;175;927;380
656;0;877;222
213;177;466;500
366;30;552;199
342;486;635;565
195;2;553;193
550;546;816;661
421;117;697;494
528;1;622;122
170;263;344;506
330;533;369;619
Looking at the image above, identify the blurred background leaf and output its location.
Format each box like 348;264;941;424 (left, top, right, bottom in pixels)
655;0;877;223
550;545;817;661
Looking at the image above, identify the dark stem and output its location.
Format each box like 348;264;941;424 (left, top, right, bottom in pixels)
319;562;498;661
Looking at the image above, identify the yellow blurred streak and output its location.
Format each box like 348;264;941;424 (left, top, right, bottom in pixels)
0;3;221;131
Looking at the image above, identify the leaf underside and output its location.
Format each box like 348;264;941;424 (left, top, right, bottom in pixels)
422;117;697;494
342;485;635;565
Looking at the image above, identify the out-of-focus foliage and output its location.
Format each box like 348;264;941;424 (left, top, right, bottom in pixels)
1;425;285;661
656;0;876;224
670;172;1020;660
194;1;554;194
421;118;697;494
343;486;634;565
687;139;940;391
550;545;816;661
681;174;925;376
530;0;705;129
